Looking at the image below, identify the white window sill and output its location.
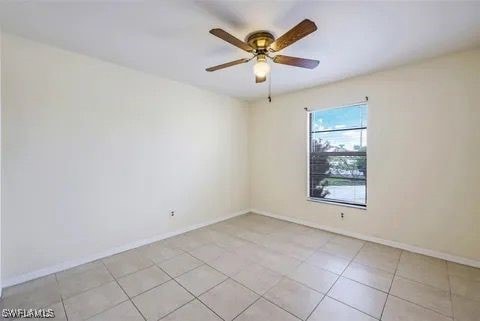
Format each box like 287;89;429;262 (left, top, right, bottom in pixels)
307;197;367;210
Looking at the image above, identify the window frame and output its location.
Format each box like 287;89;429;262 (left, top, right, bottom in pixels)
306;103;368;209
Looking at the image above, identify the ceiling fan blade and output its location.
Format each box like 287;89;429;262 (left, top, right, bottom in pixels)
206;58;250;72
269;19;317;52
210;28;254;52
273;55;319;69
256;74;266;83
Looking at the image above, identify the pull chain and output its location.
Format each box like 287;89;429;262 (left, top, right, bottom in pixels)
268;71;272;103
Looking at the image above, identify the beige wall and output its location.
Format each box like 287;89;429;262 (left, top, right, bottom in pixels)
1;34;249;283
249;49;480;263
0;29;2;295
2;32;479;286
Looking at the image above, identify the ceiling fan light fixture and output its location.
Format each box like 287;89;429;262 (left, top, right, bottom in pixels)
253;54;270;77
206;20;319;95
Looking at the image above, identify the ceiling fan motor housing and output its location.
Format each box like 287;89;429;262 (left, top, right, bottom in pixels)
246;31;275;53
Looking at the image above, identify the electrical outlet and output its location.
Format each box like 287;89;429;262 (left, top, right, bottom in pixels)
340;212;344;219
170;210;175;217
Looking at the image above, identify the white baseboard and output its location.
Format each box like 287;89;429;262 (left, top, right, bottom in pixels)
252;208;480;269
3;209;250;288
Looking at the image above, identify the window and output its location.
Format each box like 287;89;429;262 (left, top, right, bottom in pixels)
308;103;367;207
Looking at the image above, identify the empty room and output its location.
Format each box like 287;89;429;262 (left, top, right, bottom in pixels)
0;1;479;321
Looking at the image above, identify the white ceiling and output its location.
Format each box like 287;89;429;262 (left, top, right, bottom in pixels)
0;1;479;100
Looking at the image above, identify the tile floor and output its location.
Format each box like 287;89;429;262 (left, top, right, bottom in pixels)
1;213;479;321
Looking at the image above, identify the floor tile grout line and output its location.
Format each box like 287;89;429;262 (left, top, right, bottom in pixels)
393;273;454;293
386;293;454;319
129;299;148;321
282;273;336;296
108;260;156;280
443;292;480;303
92;256;174;301
334;241;381;320
54;260;103;280
195;299;226;321
102;261;199;321
447;270;480;283
57;254;157;303
59;278;132;321
318;240;389;319
267;240;366;321
208;219;319;260
171;261;209;279
336;274;390;294
303;239;356;321
313;240;384;321
255;275;330;320
187;250;234;269
55;270;115;301
118;277;172;301
304;254;350;321
230;296;263;321
331;276;454;320
447;264;456;321
338;240;366;278
53;272;69;321
379;250;402;320
393;268;452;292
256;295;305;321
172;276;228;321
153;297;197;321
191;261;290;317
112;264;155;281
155;259;203;280
58;258;126;290
347;258;398;275
159;263;228;321
101;260;148;321
124;263;178;300
304;295;327;321
402;254;453;318
316;241;365;262
80;299;130;321
176;257;256;292
326;296;381;320
174;265;228;297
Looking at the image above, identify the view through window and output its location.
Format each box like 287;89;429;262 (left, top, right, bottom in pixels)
309;104;367;206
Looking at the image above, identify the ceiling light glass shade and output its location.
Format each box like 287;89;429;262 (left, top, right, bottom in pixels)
253;60;270;77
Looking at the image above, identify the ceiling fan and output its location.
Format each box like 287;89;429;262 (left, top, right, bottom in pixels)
205;19;319;84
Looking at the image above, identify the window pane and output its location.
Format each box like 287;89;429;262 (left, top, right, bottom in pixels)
310;156;366;180
309;103;367;206
311;129;367;153
311;104;367;132
310;177;366;205
328;156;366;179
